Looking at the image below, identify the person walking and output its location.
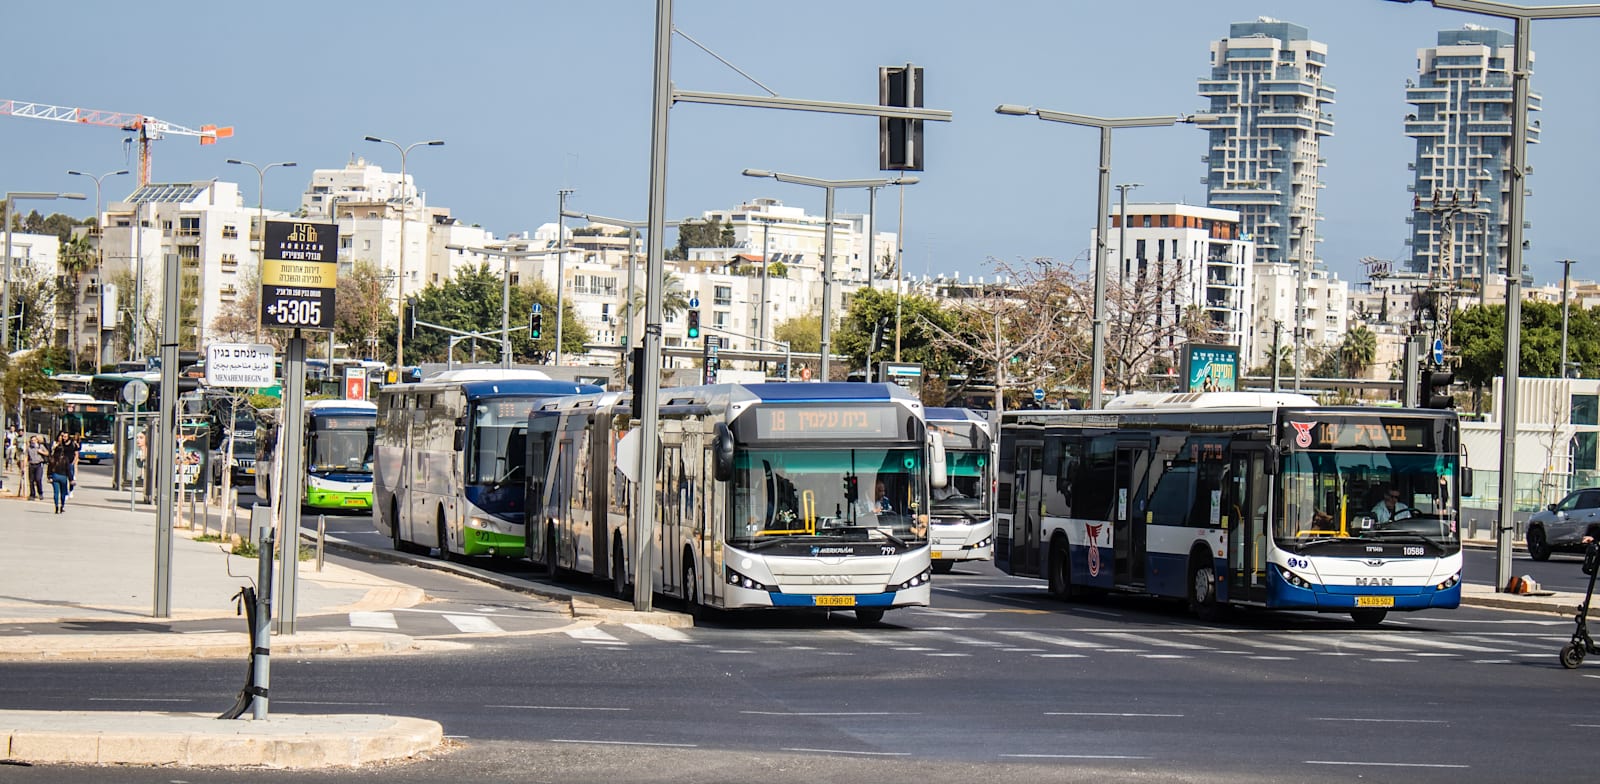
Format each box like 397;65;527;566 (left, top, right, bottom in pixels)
26;435;48;500
48;433;74;514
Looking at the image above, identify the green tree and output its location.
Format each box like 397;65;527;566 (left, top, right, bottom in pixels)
333;260;394;360
0;349;59;428
1452;301;1590;389
837;287;967;389
668;217;736;260
1338;325;1378;380
58;233;95;371
406;264;588;365
773;314;821;357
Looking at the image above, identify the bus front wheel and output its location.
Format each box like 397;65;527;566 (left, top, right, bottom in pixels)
682;557;703;620
854;608;886;625
1350;609;1387;628
1188;557;1222;622
437;511;460;563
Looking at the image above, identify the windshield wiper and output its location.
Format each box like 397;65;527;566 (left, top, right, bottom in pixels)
739;535;805;552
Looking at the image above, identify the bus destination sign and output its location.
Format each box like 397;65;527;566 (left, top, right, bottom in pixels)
1283;418;1434;451
754;406;901;441
260;220;338;331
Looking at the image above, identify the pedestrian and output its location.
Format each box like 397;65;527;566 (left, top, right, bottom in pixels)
66;434;81;498
48;432;74;513
26;435;47;500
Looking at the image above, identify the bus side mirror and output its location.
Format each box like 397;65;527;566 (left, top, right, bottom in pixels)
1263;445;1281;476
713;423;735;482
453;425;465;453
929;429;948;489
1460;466;1474;497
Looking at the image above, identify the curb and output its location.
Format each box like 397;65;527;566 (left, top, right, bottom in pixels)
0;631;417;663
0;711;444;768
1459;594;1583;616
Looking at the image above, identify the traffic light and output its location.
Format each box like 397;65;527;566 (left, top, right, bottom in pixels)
878;64;924;171
404;298;417;340
1421;367;1455;409
529;311;543;340
870;316;889;355
686;309;701;340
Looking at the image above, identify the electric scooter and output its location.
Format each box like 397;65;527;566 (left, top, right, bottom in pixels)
1559;542;1600;669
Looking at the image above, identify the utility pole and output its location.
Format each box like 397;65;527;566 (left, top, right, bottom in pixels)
1559;259;1576;378
554;189;573;366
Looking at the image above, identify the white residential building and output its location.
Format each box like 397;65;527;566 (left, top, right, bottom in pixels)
1102;202;1257;363
2;231;63;352
1251;261;1349;371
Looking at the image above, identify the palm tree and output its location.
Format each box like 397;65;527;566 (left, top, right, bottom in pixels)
1339;325;1378;380
58;233;95;371
626;271;690;337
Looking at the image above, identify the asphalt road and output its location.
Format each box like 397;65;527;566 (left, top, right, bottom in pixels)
5;549;1596;783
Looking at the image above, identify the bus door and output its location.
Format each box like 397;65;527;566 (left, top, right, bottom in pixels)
1011;442;1044;575
1114;444;1149;585
1225;446;1270;604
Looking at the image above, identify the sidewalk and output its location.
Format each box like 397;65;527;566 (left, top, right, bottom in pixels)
0;476;454;768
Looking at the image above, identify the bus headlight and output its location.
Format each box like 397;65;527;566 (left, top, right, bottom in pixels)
896;568;933;591
1436;573;1461;590
1279;567;1313;590
724;566;770;592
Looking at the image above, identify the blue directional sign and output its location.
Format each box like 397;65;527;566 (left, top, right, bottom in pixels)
531;302;543;314
1033;388;1046;403
689;296;700;309
1432;338;1445;365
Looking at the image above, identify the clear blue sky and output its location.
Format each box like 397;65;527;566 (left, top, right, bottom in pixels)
5;1;1598;287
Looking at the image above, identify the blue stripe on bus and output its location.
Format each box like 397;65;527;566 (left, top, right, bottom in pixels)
1268;565;1462;610
768;592;899;608
457;380;603;397
749;382;903;402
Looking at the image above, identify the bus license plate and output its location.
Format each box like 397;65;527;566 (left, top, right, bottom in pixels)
343;498;365;506
931;550;944;559
814;595;856;607
1355;596;1394;608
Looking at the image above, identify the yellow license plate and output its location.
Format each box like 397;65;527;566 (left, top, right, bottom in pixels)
344;498;366;506
814;595;856;607
245;467;255;474
931;551;944;559
1355;596;1394;608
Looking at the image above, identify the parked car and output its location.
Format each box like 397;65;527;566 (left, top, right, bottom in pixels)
212;435;257;488
1525;488;1600;560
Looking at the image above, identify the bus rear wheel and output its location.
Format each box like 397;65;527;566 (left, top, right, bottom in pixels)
1188;558;1222;622
1047;538;1075;600
1350;609;1388;628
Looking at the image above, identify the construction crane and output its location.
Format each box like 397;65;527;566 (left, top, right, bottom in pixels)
0;98;233;186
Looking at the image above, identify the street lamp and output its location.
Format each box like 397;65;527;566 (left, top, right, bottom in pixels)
741;168;919;381
364;136;444;369
225;159;297;342
4;191;86;349
67;168;129;368
554;190;574;366
1384;0;1600;592
995;104;1215;408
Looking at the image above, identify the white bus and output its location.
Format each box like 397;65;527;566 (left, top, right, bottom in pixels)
374;369;600;559
925;407;995;573
256;399;378;511
531;382;945;624
997;392;1465;626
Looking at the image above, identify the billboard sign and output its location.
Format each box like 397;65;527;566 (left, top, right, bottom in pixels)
205;343;276;388
260;220;338;331
1181;343;1240;393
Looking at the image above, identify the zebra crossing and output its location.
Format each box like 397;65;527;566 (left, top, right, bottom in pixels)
345;607;540;636
553;621;1569;666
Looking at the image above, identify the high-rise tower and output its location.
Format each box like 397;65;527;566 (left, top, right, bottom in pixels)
1197;17;1334;268
1404;25;1536;285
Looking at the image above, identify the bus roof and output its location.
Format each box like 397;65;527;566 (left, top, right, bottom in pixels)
926;407;990;424
304;399;378;414
1101;391;1320;411
421;368;552;384
392;374;601;398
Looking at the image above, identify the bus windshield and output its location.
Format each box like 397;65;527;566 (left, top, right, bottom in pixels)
934;450;989;516
308;419;374;475
467;398;536;489
1279;450;1460;552
62;406;116;443
729;447;929;546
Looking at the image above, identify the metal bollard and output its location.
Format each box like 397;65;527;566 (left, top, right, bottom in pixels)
316;514;326;572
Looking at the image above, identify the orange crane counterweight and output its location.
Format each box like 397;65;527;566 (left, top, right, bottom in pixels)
1;99;233;186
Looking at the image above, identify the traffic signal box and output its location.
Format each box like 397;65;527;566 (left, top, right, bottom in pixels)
530;311;543;340
686;309;701;340
1421;367;1455;409
879;64;924;171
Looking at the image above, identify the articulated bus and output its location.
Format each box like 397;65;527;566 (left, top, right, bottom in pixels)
531;382;945;623
374;369;601;559
257;400;378;511
997;392;1464;626
24;393;118;464
925;408;995;573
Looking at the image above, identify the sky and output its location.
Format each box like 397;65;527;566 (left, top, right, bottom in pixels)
4;1;1600;288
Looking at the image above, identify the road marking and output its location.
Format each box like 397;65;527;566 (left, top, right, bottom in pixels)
1313;717;1447;724
1139;654;1190;659
894;646;937;652
1306;760;1467;769
1365;633;1505;653
349;611;397;629
716;649;754;654
624;623;692;642
1046;712;1183;718
1071;607;1125;618
926;652;971;657
1033;653;1086;658
444;614;503;634
1207;636;1311;652
490;705;630;712
912;608;989;619
565;627;626;645
783;747;909;756
1003;754;1151;760
996;630;1105;648
1249;655;1295;661
1094;632;1210;650
88;697;193;703
278;700;385;706
550;739;697;748
742;711;919;716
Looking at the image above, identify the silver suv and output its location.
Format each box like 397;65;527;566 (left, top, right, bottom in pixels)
1525;488;1600;561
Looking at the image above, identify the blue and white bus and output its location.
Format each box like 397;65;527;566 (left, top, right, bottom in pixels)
374;369;600;560
532;382;945;623
996;392;1464;626
925;408;995;573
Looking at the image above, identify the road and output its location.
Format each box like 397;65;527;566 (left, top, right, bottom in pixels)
6;494;1595;784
